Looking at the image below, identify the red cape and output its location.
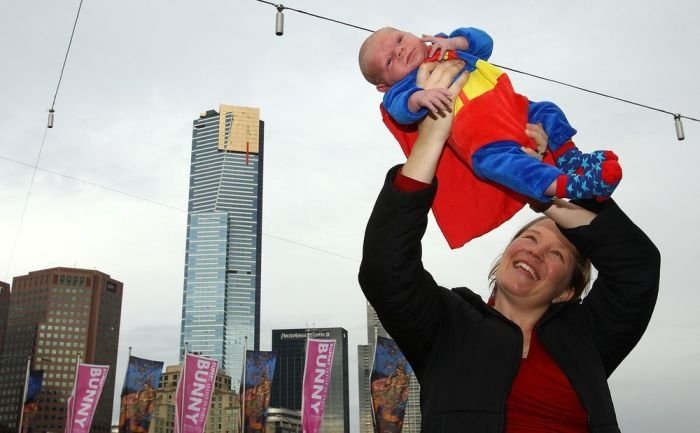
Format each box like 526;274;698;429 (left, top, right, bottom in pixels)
381;93;554;248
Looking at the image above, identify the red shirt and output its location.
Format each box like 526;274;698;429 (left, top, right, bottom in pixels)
394;170;588;432
507;331;588;432
393;170;431;192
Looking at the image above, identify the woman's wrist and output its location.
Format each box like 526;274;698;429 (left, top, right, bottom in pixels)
543;199;596;229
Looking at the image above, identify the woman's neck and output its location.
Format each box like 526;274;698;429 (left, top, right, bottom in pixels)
494;299;549;357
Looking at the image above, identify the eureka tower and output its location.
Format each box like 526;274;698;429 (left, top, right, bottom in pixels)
180;104;264;383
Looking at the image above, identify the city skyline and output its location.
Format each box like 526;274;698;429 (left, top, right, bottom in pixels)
1;1;698;432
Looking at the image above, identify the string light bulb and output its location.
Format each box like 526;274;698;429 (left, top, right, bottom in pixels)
275;5;285;36
674;114;685;141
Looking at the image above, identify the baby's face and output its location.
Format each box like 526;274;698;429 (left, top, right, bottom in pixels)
366;28;427;88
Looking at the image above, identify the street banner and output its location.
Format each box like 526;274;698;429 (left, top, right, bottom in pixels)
370;336;413;433
21;370;44;433
301;339;336;433
241;351;277;433
174;353;219;433
118;356;164;433
65;364;109;433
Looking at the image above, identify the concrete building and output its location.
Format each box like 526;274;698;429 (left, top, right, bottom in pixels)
0;267;122;433
265;408;301;433
270;328;349;433
0;281;9;353
357;302;421;433
149;364;240;433
180;104;265;382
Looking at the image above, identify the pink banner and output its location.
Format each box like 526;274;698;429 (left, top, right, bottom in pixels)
175;353;219;433
301;339;336;433
65;364;110;433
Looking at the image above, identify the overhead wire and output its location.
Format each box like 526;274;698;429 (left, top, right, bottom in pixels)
206;111;361;263
4;0;86;280
7;1;696;277
255;0;699;126
486;64;700;122
0;154;360;270
3;130;49;280
263;233;359;263
50;0;85;114
255;0;373;33
0;154;185;212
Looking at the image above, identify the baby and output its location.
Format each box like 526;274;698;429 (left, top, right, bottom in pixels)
359;26;622;247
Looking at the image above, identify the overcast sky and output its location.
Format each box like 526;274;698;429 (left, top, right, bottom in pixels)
1;0;699;431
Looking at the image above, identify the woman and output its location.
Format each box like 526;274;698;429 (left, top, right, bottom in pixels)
358;60;660;433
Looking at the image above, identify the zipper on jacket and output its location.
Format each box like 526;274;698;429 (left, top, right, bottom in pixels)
536;325;594;432
489;308;524;433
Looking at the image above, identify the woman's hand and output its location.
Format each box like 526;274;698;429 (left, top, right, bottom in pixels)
416;60;468;146
416;59;466;91
525;123;596;227
402;61;468;183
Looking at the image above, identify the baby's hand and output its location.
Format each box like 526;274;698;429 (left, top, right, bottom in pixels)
421;35;468;59
408;88;454;114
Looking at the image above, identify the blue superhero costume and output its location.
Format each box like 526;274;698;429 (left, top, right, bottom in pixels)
381;27;622;248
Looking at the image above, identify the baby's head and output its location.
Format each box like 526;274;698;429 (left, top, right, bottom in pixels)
359;27;428;93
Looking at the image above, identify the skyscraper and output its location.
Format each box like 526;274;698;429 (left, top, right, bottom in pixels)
0;281;9;353
0;267;122;433
357;302;421;433
271;328;349;433
180;104;264;383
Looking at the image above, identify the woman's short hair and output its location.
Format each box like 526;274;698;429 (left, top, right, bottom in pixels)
487;216;592;301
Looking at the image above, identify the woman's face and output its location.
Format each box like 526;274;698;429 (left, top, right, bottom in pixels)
495;219;578;308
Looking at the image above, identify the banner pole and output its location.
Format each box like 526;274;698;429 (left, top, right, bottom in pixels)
71;352;81;433
300;337;311;433
63;351;81;433
178;343;188;433
241;336;247;433
370;328;378;433
17;356;31;433
118;348;132;433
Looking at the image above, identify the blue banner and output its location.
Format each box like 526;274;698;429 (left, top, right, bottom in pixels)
118;356;164;433
21;370;44;433
242;351;277;433
370;336;413;433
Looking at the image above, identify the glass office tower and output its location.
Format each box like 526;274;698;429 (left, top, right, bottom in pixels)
180;104;264;383
271;328;349;433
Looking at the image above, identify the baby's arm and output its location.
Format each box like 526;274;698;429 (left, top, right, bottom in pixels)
421;34;468;60
408;88;454;113
449;27;494;61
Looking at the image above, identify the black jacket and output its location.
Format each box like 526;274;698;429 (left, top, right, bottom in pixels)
358;165;660;433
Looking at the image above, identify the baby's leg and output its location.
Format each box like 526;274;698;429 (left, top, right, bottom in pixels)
473;142;622;201
527;100;577;151
556;155;622;199
472;141;562;203
528;101;583;173
528;100;586;172
528;100;622;195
